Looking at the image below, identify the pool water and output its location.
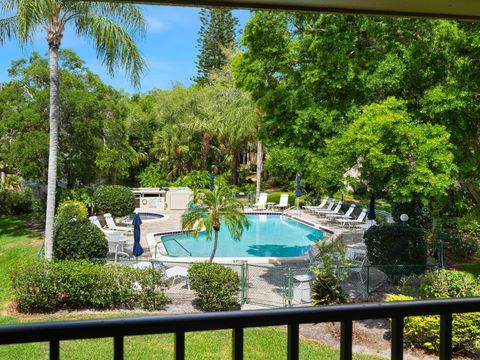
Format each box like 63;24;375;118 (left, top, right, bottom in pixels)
161;214;324;258
129;212;164;221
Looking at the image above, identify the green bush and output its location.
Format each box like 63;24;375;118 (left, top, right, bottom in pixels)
92;185;135;217
188;262;240;311
421;269;479;299
57;187;93;208
387;294;480;354
55;200;88;224
444;231;479;260
53;220;108;260
0;188;35;215
391;201;430;228
364;224;427;279
12;260;168;312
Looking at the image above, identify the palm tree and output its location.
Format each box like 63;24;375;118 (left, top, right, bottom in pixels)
0;1;146;259
182;186;249;262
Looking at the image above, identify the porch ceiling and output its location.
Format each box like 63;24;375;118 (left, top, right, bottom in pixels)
133;0;480;20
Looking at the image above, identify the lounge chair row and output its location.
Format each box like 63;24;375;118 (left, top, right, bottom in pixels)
303;197;367;227
253;192;289;211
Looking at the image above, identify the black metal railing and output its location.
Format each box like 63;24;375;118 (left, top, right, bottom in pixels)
0;298;479;360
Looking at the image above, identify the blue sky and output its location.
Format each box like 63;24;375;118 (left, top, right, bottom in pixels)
0;5;251;94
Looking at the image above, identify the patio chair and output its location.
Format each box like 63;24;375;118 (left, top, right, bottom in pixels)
303;196;329;213
104;213;134;233
313;201;343;217
89;216;126;236
274;194;289;210
336;208;368;228
348;253;368;284
165;266;190;290
253;192;268;210
107;238;131;263
326;204;356;221
312;199;335;215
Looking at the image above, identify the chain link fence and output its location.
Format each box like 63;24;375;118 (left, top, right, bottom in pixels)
94;258;437;309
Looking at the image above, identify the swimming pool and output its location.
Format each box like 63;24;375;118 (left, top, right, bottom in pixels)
128;212;166;223
160;214;324;258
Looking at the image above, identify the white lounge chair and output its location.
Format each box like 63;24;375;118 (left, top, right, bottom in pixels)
104;213;133;233
253;192;268;210
348;253;368;283
326;204;356;221
89;215;104;230
336;208;368;227
314;201;343;216
312;199;335;215
274;194;289;210
303;196;329;213
165;266;190;290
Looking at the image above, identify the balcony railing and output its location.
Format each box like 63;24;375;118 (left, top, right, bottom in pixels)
0;298;479;360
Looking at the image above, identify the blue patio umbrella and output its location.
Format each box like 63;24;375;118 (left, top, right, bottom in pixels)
132;213;144;257
367;192;376;220
209;171;215;191
295;175;302;197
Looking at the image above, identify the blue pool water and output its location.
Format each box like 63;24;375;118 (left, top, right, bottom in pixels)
161;214;324;258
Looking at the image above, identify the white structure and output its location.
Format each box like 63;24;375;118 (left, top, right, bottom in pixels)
132;187;193;211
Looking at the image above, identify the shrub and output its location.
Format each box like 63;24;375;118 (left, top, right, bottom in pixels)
57;187;93;208
444;231;479;260
311;242;349;305
55;200;88;224
92;185;135;217
364;224;427;279
421;269;479;299
391;201;430;228
387;294;480;354
0;188;35;215
188;262;240;311
53;220;108;260
12;260;168;312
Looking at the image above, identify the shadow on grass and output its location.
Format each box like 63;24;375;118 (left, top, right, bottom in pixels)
0;216;38;238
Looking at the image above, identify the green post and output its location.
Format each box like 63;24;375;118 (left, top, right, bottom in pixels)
287;268;293;307
366;265;370;295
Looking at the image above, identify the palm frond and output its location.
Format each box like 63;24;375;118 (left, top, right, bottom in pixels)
75;13;147;87
0;15;16;44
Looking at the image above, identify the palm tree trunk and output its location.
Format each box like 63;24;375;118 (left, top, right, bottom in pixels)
209;229;219;263
256;140;263;200
200;132;212;171
44;45;60;260
231;147;239;185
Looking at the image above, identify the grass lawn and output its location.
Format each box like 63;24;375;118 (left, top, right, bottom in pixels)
0;216;383;360
456;263;480;277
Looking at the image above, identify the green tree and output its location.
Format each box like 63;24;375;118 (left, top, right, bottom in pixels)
182;186;249;262
194;8;239;85
0;1;146;259
319;98;457;202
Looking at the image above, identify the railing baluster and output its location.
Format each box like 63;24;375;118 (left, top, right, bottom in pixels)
287;323;299;360
50;339;59;360
175;331;185;360
391;316;404;360
340;320;352;360
440;313;452;360
232;327;244;360
114;336;124;360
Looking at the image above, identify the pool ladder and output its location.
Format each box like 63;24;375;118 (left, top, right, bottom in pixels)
155;238;192;258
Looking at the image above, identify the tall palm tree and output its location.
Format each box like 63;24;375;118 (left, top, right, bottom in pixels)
182;186;249;262
0;1;146;259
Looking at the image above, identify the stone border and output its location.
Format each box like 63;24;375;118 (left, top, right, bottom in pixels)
146;212;337;264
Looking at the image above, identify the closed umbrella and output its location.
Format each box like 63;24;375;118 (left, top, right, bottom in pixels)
209;171;215;191
132;213;144;258
296;175;302;197
367;192;376;220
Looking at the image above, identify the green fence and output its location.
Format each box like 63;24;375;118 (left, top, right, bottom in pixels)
92;258;437;308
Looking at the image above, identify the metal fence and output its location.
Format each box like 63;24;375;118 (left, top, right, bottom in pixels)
97;259;437;308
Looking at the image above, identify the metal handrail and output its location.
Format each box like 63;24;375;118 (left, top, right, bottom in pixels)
0;298;479;360
164;238;192;257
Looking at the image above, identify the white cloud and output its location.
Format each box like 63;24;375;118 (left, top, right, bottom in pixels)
146;16;168;33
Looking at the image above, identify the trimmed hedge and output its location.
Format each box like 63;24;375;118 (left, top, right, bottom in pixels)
364;223;427;279
92;185;135;217
188;262;240;311
444;231;479;261
53;220;108;260
0;188;35;215
421;269;479;299
55;200;88;224
12;260;168;312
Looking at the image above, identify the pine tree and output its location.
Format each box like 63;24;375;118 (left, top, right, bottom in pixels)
194;8;239;85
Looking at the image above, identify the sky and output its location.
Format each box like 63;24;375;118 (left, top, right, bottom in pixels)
0;5;251;94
